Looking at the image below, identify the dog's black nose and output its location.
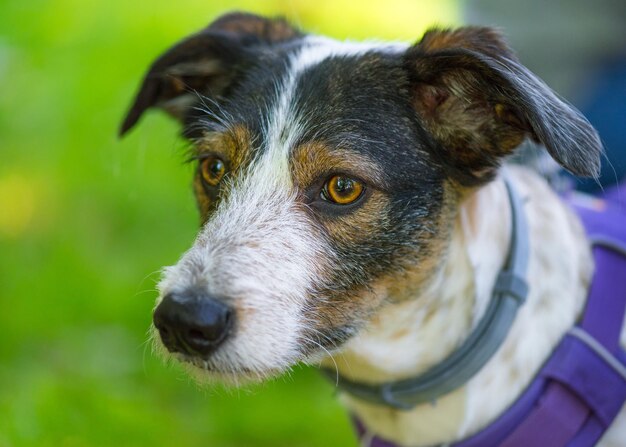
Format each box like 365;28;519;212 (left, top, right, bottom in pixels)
153;290;233;357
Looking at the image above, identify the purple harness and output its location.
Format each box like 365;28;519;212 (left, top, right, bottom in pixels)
354;184;626;447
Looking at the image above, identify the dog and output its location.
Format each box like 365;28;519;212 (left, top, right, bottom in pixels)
120;12;626;446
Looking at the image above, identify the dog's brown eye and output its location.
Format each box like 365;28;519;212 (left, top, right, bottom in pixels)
200;156;226;187
322;175;365;205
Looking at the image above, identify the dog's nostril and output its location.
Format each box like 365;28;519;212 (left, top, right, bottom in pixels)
184;327;226;353
153;291;234;357
188;329;208;343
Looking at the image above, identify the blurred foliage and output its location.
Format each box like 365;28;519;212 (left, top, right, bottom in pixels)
0;1;458;446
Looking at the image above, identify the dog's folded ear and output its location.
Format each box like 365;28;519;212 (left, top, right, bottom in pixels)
404;27;603;185
119;12;302;137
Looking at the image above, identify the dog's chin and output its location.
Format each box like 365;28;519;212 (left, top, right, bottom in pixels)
181;360;285;386
158;350;289;385
160;346;337;387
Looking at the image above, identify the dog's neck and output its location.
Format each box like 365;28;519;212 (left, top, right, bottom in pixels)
323;169;593;446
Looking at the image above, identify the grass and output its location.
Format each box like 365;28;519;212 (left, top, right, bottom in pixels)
0;1;458;445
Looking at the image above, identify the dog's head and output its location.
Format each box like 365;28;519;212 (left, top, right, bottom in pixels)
121;12;601;383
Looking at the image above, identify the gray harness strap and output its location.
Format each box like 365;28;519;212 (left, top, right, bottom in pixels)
322;177;530;409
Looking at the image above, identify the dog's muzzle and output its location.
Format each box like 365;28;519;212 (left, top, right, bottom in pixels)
153;290;234;357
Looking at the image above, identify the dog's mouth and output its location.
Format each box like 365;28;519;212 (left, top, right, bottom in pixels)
152;320;359;384
298;325;358;357
181;355;263;375
173;351;312;386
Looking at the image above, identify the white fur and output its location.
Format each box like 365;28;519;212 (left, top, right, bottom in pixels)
157;179;327;379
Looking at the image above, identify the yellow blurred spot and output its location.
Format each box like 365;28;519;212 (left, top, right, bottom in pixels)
0;173;37;238
276;0;460;40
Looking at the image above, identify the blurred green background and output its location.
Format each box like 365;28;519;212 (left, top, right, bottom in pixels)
0;1;458;446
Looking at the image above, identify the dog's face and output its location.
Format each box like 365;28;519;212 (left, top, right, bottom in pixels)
121;13;601;382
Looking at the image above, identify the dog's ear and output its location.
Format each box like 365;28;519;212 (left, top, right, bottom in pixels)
404;27;602;185
119;12;302;137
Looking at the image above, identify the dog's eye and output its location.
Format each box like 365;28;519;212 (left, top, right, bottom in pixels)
322;175;365;205
200;156;226;187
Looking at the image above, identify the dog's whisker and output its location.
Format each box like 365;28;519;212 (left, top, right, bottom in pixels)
132;269;163;299
302;335;340;387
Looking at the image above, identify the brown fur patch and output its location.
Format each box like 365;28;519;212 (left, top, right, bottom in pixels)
324;190;390;247
418;27;511;58
193;176;213;220
291;142;391;246
193;124;252;221
406;28;532;186
208;12;302;43
291;142;387;190
411;77;526;175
